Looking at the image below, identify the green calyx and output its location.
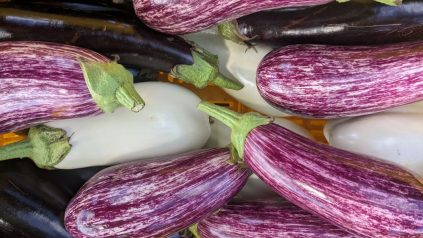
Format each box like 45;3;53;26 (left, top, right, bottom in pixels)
188;224;201;238
218;20;252;46
171;48;243;90
0;125;71;169
337;0;401;5
197;102;272;161
79;59;145;113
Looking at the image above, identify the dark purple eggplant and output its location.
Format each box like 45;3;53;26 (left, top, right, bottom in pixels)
219;0;423;46
0;158;105;238
0;1;241;89
64;148;249;238
197;199;359;238
198;102;423;238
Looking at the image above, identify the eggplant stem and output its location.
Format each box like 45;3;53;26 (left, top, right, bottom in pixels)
0;125;71;169
188;224;201;238
197;102;272;159
116;85;145;112
171;48;243;90
218;20;252;46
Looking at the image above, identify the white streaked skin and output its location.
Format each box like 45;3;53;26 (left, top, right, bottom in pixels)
183;28;289;117
48;82;211;169
325;103;423;178
205;117;314;199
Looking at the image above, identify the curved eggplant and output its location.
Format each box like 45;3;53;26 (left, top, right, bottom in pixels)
325;112;423;178
64;148;249;238
198;102;423;238
220;0;423;46
0;82;211;169
183;28;287;116
0;1;241;90
0;159;104;238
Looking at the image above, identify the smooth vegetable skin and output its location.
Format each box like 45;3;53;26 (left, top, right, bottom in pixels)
0;82;210;169
198;102;423;238
0;1;241;89
325;111;423;178
197;199;358;238
0;159;104;238
220;0;423;46
257;42;423;118
0;41;144;133
65;148;249;238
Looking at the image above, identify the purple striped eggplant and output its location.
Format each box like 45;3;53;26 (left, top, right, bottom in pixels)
0;41;144;133
197;199;359;238
64;148;249;238
198;102;423;238
257;42;423;118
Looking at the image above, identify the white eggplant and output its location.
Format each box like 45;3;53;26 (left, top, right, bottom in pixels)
325;111;423;178
183;29;289;117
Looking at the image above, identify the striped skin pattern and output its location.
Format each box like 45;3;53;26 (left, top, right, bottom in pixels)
198;199;358;238
243;123;423;238
133;0;333;35
0;41;108;133
64;148;249;238
257;42;423;118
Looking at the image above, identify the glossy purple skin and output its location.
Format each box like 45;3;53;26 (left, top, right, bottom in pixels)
0;41;107;133
133;0;333;35
64;148;249;238
198;199;359;238
244;123;423;238
257;42;423;118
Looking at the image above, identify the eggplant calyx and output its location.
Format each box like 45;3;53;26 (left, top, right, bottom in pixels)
171;48;243;90
197;102;272;159
336;0;401;5
188;224;201;238
79;59;145;113
218;20;252;46
0;125;71;169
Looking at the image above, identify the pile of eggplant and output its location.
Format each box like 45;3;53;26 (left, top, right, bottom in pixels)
0;0;422;237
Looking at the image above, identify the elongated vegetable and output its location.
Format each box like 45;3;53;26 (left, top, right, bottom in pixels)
257;42;423;118
220;0;423;46
0;159;104;238
64;148;250;238
325;111;423;178
198;102;423;238
183;28;287;116
133;0;398;35
0;41;144;133
197;199;358;238
0;82;210;169
0;1;241;90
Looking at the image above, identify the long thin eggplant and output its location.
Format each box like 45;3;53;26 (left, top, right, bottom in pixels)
220;0;423;46
64;148;249;238
198;102;423;238
0;82;211;169
0;1;241;89
257;42;423;118
0;159;104;238
0;41;144;133
197;199;358;237
133;0;397;35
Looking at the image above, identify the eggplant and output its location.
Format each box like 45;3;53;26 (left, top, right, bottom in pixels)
0;82;211;169
198;102;423;238
0;1;241;90
0;41;144;133
0;159;104;238
133;0;398;35
220;0;423;46
197;199;358;237
64;148;249;238
257;42;423;118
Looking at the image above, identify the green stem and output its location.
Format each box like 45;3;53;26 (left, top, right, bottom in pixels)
197;102;272;159
336;0;401;5
0;139;32;160
171;48;243;90
188;224;201;238
79;59;145;113
218;20;251;46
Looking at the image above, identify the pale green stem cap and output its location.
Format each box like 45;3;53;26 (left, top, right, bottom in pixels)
171;48;243;90
188;224;201;238
197;102;272;161
218;20;253;46
337;0;401;6
80;59;145;113
0;125;71;169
